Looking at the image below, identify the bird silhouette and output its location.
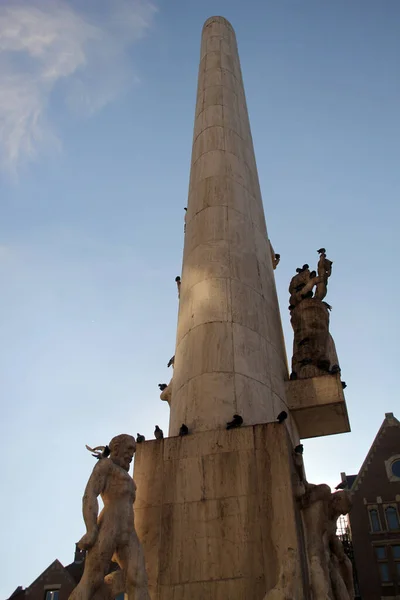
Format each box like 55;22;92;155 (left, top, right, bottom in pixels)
226;414;243;430
277;411;288;424
175;276;181;283
290;372;297;380
154;426;164;439
323;302;332;311
136;433;145;443
299;358;312;366
179;424;189;436
317;359;331;372
294;444;304;454
317;248;326;254
301;291;314;300
85;444;110;459
167;356;175;368
341;381;347;390
158;383;168;391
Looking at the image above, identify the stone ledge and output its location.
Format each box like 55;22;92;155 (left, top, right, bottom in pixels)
285;374;350;439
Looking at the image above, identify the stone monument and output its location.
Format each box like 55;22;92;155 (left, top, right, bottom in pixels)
69;434;150;600
134;16;351;599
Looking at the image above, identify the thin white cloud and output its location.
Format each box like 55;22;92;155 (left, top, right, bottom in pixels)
0;0;156;174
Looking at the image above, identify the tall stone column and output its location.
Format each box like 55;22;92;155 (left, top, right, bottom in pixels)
170;16;290;436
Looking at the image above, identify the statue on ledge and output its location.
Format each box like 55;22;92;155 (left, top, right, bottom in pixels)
69;434;150;600
289;248;340;380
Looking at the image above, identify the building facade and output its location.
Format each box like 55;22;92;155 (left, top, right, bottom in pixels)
338;412;400;599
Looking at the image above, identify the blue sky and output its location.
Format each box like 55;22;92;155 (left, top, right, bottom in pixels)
1;0;399;594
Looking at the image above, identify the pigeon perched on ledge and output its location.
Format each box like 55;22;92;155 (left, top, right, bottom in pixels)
179;424;189;436
136;434;145;443
277;411;288;424
226;414;243;430
154;425;164;439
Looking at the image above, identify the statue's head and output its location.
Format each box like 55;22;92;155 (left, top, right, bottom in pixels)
109;434;136;471
330;490;352;516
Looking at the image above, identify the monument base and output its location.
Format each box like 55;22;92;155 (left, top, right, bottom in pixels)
133;424;308;600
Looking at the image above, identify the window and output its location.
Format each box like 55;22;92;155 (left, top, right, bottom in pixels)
369;508;381;532
375;546;386;560
392;459;400;478
45;592;59;600
378;562;390;583
393;545;400;560
385;506;400;531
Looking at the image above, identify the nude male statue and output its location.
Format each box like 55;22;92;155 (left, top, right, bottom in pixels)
69;434;150;600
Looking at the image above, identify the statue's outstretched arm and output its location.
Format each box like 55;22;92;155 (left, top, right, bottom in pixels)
78;460;109;550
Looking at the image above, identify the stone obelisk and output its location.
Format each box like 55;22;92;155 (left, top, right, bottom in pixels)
170;15;292;438
133;16;351;600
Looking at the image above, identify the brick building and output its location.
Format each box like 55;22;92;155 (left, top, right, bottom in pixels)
7;546;86;600
337;412;400;599
7;547;123;600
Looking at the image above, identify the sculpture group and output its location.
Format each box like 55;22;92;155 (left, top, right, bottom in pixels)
289;248;342;381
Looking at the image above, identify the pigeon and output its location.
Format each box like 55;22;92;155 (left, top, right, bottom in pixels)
277;411;288;424
288;305;295;311
175;276;181;283
317;359;331;372
179;424;189;436
301;264;309;271
301;291;314;300
317;248;326;254
275;253;281;260
330;364;341;375
226;414;243;430
341;381;347;390
309;270;317;278
158;383;168;391
154;425;164;440
85;444;110;459
290;372;297;381
296;268;302;274
136;433;145;443
323;302;332;311
167;356;175;368
298;337;310;347
299;358;312;366
294;444;304;454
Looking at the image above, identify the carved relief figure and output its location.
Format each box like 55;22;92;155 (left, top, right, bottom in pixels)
69;434;150;600
301;483;353;600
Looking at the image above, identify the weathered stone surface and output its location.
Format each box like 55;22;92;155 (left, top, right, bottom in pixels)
69;435;149;600
134;424;306;600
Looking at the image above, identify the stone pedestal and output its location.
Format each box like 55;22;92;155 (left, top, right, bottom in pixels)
133;424;307;600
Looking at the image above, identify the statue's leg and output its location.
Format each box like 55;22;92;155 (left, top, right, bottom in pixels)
92;571;125;600
116;535;150;600
69;534;114;600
